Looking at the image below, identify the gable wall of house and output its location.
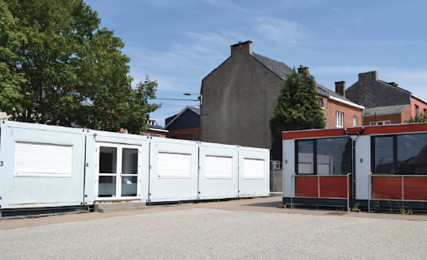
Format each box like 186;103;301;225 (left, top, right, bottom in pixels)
346;71;411;108
201;52;284;149
166;110;200;131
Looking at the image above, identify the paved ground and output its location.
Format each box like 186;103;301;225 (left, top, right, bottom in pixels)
1;195;427;259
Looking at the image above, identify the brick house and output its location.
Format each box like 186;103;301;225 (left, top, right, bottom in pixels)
142;118;168;137
200;41;364;150
345;71;427;125
165;106;200;140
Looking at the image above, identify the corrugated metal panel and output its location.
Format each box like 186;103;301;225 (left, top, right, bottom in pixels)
149;138;198;202
199;142;239;199
0;121;86;209
238;146;270;197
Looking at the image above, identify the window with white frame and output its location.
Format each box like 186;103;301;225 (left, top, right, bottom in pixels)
353;116;357;126
336;111;344;128
370;121;391;126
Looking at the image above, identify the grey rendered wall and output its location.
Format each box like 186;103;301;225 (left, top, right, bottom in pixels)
200;52;284;149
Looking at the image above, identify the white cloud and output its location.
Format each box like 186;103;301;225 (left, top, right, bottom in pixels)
311;65;378;75
254;18;304;45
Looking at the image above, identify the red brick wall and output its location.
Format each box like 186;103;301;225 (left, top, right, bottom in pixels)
167;127;200;141
320;96;363;128
142;130;167;138
363;106;412;125
401;105;413;123
411;96;427;117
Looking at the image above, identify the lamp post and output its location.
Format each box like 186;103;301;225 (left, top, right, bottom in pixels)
183;93;202;106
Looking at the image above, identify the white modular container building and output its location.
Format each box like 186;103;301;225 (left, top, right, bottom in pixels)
148;137;199;202
198;142;239;200
238;147;270;198
84;129;150;205
0;121;86;209
0;121;270;213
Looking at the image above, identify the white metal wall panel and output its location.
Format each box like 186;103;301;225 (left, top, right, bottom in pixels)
238;146;270;197
0;121;86;208
283;140;295;197
355;136;371;200
149;138;198;202
85;130;150;204
199;142;239;200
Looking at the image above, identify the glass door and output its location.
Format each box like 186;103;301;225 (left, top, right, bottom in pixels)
96;143;140;199
121;147;139;197
98;146;118;197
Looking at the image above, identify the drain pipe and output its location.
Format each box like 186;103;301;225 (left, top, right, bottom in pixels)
344;127;364;210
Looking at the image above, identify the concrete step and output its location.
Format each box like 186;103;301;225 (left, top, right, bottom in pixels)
94;202;148;213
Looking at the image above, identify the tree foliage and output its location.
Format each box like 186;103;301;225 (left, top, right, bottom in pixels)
0;0;159;133
270;67;325;141
406;112;427;123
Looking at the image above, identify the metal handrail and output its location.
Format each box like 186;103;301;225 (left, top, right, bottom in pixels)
293;174;351;177
293;173;351;211
370;174;427;177
370;174;427;202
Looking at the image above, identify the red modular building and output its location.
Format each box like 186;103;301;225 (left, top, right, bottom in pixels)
282;123;427;210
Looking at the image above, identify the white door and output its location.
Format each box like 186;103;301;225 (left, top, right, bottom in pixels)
96;143;141;199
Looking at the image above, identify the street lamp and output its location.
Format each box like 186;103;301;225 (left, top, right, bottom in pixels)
183;93;202;106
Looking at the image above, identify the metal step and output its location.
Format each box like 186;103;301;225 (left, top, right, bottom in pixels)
94;202;148;213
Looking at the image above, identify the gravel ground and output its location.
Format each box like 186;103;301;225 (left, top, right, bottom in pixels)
1;207;426;259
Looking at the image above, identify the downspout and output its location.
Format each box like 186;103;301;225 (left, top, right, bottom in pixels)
344;127;365;204
82;129;88;208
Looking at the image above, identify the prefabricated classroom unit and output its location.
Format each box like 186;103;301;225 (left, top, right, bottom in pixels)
282;123;427;210
0;120;269;213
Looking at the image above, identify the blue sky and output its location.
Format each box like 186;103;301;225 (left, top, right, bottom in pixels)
87;0;427;126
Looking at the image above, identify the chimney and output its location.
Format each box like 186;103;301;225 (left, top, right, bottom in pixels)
231;41;253;56
297;65;309;74
358;71;378;81
388;82;399;88
335;81;346;97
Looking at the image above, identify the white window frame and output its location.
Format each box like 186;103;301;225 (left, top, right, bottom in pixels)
336;111;344;128
370;120;391;126
353;116;357;126
95;142;141;200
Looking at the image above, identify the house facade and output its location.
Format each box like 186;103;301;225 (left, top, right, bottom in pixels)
142;118;168;137
165;106;200;140
345;71;427;125
200;41;363;150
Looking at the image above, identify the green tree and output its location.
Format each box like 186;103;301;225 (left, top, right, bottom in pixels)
270;67;325;141
406;112;427;123
0;2;25;115
0;0;159;133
